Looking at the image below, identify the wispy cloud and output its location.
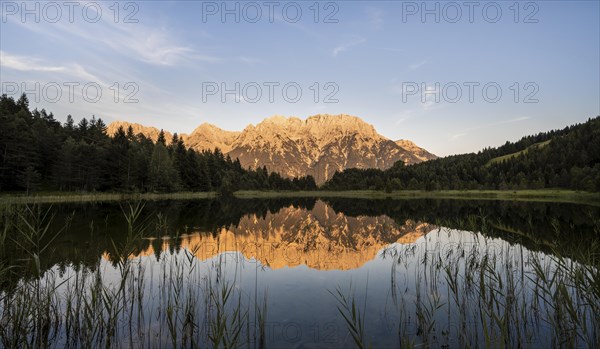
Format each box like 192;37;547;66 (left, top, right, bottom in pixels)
507;116;531;122
238;56;263;65
450;116;531;140
395;110;416;125
0;51;64;72
69;64;104;82
332;37;367;57
365;6;384;30
409;60;427;71
451;132;468;140
1;51;106;83
110;30;195;66
7;2;211;67
78;20;201;66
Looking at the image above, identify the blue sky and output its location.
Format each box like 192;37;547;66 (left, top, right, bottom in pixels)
1;0;598;156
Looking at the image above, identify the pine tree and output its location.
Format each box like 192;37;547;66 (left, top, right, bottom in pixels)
64;115;75;134
126;125;135;141
157;130;166;145
54;137;79;190
16;93;29;110
18;165;41;194
148;142;178;192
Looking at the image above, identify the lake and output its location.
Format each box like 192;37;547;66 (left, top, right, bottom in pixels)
1;198;599;348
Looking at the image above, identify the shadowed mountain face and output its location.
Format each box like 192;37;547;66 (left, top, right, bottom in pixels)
136;200;435;270
107;114;437;183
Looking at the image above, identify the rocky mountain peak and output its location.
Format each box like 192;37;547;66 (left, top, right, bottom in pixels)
262;114;301;125
190;122;220;134
106;121;172;142
305;114;379;136
106;114;437;183
395;139;437;162
187;123;239;153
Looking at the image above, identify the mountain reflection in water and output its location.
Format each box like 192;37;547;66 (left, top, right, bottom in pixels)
1;198;599;348
133;201;435;270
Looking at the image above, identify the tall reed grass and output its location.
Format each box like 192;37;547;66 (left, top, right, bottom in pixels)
333;215;600;348
0;203;267;349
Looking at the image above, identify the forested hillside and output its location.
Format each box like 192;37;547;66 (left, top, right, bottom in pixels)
324;116;600;191
2;93;598;194
0;94;316;193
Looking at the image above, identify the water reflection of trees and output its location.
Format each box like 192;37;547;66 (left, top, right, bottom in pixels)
1;198;598;293
324;198;600;261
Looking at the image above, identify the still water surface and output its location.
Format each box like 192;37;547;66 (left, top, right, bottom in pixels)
1;198;599;348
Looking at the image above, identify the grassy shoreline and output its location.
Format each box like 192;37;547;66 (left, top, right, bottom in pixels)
237;189;600;205
0;189;598;205
0;191;217;204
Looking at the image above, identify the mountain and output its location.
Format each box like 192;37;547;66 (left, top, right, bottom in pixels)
395;139;437;162
184;123;240;154
106;121;172;143
107;114;437;183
